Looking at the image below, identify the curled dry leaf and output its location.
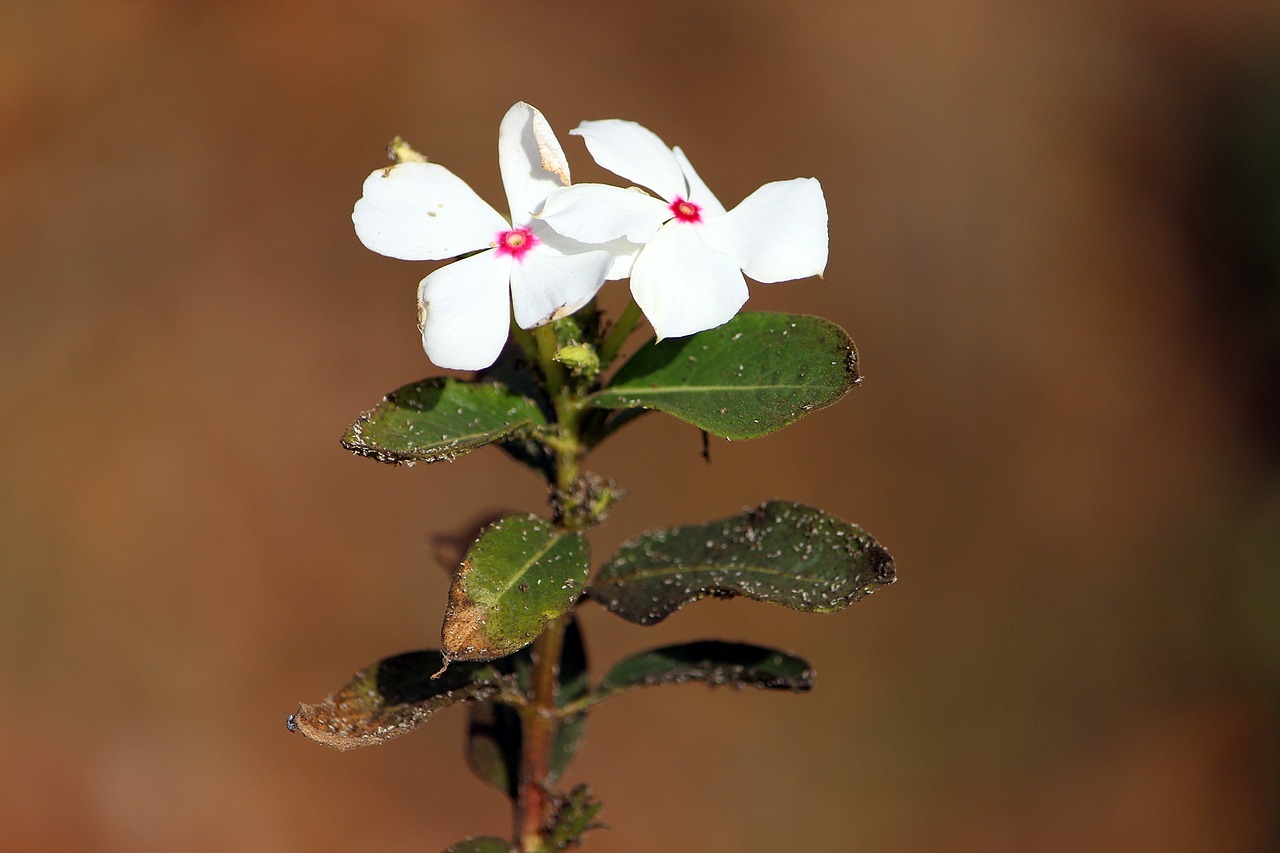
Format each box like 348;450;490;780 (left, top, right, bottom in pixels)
291;651;512;751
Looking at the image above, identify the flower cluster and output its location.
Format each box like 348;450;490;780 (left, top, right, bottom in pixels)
353;102;829;370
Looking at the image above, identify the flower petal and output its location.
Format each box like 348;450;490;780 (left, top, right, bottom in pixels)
531;220;640;281
417;250;512;370
602;239;641;280
510;246;613;329
696;178;828;283
540;183;671;244
631;222;749;339
498;102;571;226
571;120;686;201
354;162;508;261
672;146;725;215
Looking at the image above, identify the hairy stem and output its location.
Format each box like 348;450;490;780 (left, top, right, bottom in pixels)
514;323;586;850
516;615;567;852
534;322;585;494
551;393;584;494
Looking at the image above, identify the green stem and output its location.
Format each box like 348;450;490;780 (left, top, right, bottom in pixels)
552;395;584;493
511;316;539;367
556;691;604;718
533;323;567;394
532;323;584;494
597;297;643;369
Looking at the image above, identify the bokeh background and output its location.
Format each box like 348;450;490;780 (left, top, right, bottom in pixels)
4;1;1280;850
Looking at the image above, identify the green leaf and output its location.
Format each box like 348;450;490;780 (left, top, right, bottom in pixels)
342;377;547;465
465;701;522;797
466;619;590;797
480;346;559;481
554;616;590;704
547;619;590;789
496;435;557;482
552;715;588;789
442;837;516;853
289;651;512;751
443;516;590;661
591;500;895;625
596;641;814;700
590;312;859;440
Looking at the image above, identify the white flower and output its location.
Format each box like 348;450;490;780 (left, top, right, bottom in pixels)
352;102;613;370
538;119;828;339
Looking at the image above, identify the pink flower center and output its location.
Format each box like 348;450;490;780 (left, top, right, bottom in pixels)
669;197;702;224
494;226;539;260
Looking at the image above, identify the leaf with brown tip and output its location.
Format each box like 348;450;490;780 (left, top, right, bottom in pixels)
442;515;589;661
290;651;512;751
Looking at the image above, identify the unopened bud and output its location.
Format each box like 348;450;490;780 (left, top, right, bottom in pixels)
554;343;600;376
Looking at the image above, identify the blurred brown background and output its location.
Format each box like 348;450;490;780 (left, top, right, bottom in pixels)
4;1;1280;850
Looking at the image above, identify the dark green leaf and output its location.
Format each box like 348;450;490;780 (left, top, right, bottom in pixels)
443;516;590;661
465;702;521;797
290;651;512;751
496;435;557;482
466;620;589;797
591;500;894;625
590;312;859;440
597;407;650;440
552;714;587;787
465;701;586;799
597;641;813;700
342;377;547;465
480;345;559;481
547;617;590;789
554;616;590;704
442;837;516;853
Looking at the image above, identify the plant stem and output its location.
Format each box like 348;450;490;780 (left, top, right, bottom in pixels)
597;297;643;369
515;323;586;851
533;323;585;494
551;393;584;494
533;323;568;394
511;315;539;367
516;615;567;852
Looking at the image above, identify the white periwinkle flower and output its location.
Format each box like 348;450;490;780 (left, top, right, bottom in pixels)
539;119;828;339
352;102;612;370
